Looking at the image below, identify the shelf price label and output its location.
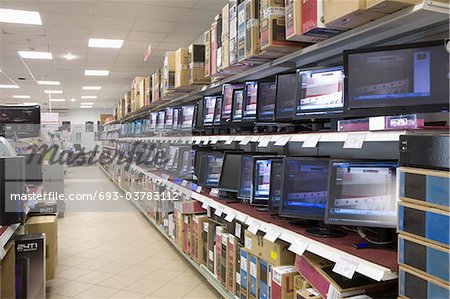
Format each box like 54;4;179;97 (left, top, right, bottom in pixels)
343;133;367;149
263;228;281;243
209;188;220;197
247;221;260;235
274;136;291;146
302;134;321;148
214;206;224;217
236;213;247;223
239;136;252;146
287;240;309;256
258;136;272;148
181;180;188;187
196;186;203;193
225;212;237;222
210;136;220;145
201;201;209;210
224;137;235;145
332;257;359;279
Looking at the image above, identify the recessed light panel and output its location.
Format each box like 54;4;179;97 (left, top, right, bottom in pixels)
0;85;19;89
37;81;60;85
50;99;66;102
88;38;124;49
0;8;42;25
19;51;52;59
84;70;109;76
82;86;102;90
13;95;31;99
44;90;63;94
81;96;97;99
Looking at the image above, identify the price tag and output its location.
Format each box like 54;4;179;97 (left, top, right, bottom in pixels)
193;137;201;145
274;136;291;146
214;206;224;216
287;240;309;256
196;186;203;193
210;188;220;197
239;136;252;146
235;222;242;238
207;206;211;217
263;228;281;243
343;133;367;149
327;284;340;299
258;136;271;148
302;134;321;148
225;137;235;145
181;180;188;187
247;221;260;235
201;201;209;209
332;257;359;279
202;137;210;145
236;213;247;223
210;136;220;144
225;212;237;222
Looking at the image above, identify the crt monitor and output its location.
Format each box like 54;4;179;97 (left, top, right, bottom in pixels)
237;154;255;200
213;96;223;126
197;151;224;188
295;66;344;118
181;105;195;130
218;152;244;193
345;40;449;115
232;89;244;122
222;84;244;123
325;161;398;228
268;159;283;212
203;96;217;127
251;156;280;206
275;73;297;121
242;81;258;121
279;158;330;221
257;81;277;122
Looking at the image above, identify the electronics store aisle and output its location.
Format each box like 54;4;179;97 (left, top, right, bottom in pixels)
47;166;221;299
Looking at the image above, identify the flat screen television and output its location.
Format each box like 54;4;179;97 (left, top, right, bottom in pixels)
325;161;398;228
181;105;195;130
251;156;281;206
345;40;449;116
178;148;195;180
257;81;277;122
0;105;41;138
164;146;180;173
237;154;256;201
222;84;244;123
295;66;345;119
232;89;244;123
268;159;283;212
197;151;224;188
242;81;258;121
203;96;217;127
165;107;174;130
275;73;297;121
172;107;180;131
193;102;200;129
150;112;158;132
213;96;223;126
156;111;165;131
134;120;143;135
218;152;244;193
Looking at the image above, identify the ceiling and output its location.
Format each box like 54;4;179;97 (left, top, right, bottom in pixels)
0;0;227;111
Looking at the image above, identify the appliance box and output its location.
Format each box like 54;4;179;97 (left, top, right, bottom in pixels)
399;265;450;299
249;253;260;299
272;266;298;299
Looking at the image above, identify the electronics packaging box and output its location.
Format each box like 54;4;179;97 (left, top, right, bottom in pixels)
399;167;450;211
369;115;423;131
174;210;184;249
216;14;223;74
249;253;260;299
259;259;272;299
152;69;161;102
15;234;46;299
229;0;239;66
221;232;229;287
227;234;238;294
295;288;321;299
202;221;209;266
399;234;449;285
174;200;206;214
235;242;243;296
245;230;295;266
323;0;387;30
294;252;394;298
399;265;450;299
26;215;58;280
237;1;247;62
222;3;230;70
175;47;190;88
144;76;151;105
29;202;58;215
204;30;212;78
210;16;219;77
240;248;250;299
1;241;15;299
215;226;224;279
189;44;210;85
208;221;218;273
182;214;192;255
272;266;298;299
244;0;262;62
398;201;450;248
294;274;311;294
163;51;176;93
191;215;208;263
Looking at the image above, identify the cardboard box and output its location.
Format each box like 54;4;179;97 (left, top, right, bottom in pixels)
26;215;58;280
324;0;387;30
191;215;208;263
259;259;272;299
189;44;210;84
249;253;260;299
229;1;239;66
221;233;229;287
237;1;246;62
235;242;243;296
245;230;295;266
366;0;418;13
216;14;223;73
222;3;231;70
183;214;192;255
124;91;132;114
1;241;15;299
215;226;224;279
294;275;311;294
202;221;209;266
144;76;151;105
175;47;190;88
227;234;238;294
174;200;205;215
208;221;219;273
295;288;320;299
399;265;450;299
204;30;212;78
132;77;146;110
174;210;184;249
152;69;161;102
244;0;261;61
272;266;298;299
240;248;250;299
163;51;176;93
210;16;219;76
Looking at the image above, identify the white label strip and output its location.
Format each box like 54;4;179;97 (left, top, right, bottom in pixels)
332;257;359;279
287;240;309;256
343;133;367;149
302;134;321;148
274;136;291;146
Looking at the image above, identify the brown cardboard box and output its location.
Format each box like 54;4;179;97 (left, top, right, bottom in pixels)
26;215;58;280
144;76;151;105
174;210;184;249
295;288;321;299
222;3;231;70
132;77;146;110
245;230;295;266
244;0;261;61
237;1;246;62
366;0;419;13
191;215;208;263
1;241;15;299
324;0;387;30
210;16;219;76
240;248;250;299
189;44;210;84
124;91;132;114
294;275;311;294
227;234;238;294
204;30;212;78
152;69;161;102
175;47;190;88
183;214;192;255
229;0;239;66
272;266;298;299
163;51;176;93
248;253;260;299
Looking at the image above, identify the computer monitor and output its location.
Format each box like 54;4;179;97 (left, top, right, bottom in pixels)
232;89;244;122
197;151;224;188
150;112;158;132
279;158;330;221
268;159;283;212
165;107;174;130
135;120;143;135
178;148;195;180
251;156;280;206
257;81;277;122
275;73;297;121
219;152;244;193
0;105;41;138
172;107;180;131
19;153;43;185
156;111;165;131
165;146;180;173
213;96;223;126
325;161;398;228
242;81;258;121
237;154;256;200
203;96;217;127
154;148;167;169
222;84;244;123
345;40;449;116
181;105;195;130
295;66;345;119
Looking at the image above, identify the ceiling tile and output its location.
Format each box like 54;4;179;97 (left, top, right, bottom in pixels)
92;1;142;18
162;33;198;44
91;16;134;30
39;0;93;14
137;5;190;22
170;22;209;35
40;12;91;27
126;31;167;42
132;19;176;33
193;0;228;11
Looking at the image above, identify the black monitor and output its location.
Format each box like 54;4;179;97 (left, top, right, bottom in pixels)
345;40;449;116
197;151;224;188
193;102;200;129
275;73;297;121
181;105;195;130
213;96;223;126
164;107;173;130
0;105;41;138
154;147;167;169
156;111;165;131
165;146;180;173
325;161;398;228
251;156;280;206
218;152;244;193
295;66;344;119
242;81;258;121
202;96;217;127
237;154;255;200
268;159;283;212
257;81;277;122
222;84;244;123
172;107;180;131
178;148;195;180
232;89;244;123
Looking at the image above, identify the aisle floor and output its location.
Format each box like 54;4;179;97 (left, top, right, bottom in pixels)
48;166;222;299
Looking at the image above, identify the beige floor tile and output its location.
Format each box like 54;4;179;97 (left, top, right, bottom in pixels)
119;264;155;278
144;269;183;283
98;274;137;289
109;290;148;298
151;283;195;298
47;292;72;299
74;269;114;284
170;272;204;287
51;281;93;297
58;255;92;267
55;267;92;280
46;278;70;290
183;286;223;299
97;262;132;274
160;260;191;272
74;285;119;298
124;279;165;295
76;258;109;271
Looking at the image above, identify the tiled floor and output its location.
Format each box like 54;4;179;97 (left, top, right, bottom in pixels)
48;166;222;299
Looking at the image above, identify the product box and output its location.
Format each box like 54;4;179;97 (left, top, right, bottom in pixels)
211;16;219;76
235;242;243;296
369;115;423;131
174;200;206;215
163;51;176;93
222;3;230;70
221;233;229;287
295;288;321;299
366;0;419;13
249;253;260;299
132;77;146;110
244;0;261;61
216;14;223;74
29;202;58;215
174;210;184;249
227;234;238;294
398;201;450;248
15;234;46;299
245;230;295;266
183;214;192;255
240;248;250;299
229;0;239;66
259;259;272;299
399;234;449;285
237;1;246;62
208;221;219;273
26;215;57;280
175;47;190;88
204;30;212;78
399;167;450;211
125;91;132;114
399;265;450;299
215;226;224;279
144;76;151;105
272;266;298;299
168;213;175;238
294;252;395;298
1;241;15;299
294;274;311;294
324;0;388;30
152;69;161;102
191;215;208;263
202;221;209;266
189;44;210;84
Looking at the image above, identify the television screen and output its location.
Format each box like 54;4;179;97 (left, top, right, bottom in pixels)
156;111;165;131
213;96;223;126
165;107;173;129
280;158;330;221
219;152;243;192
275;73;297;121
135;120;142;135
178;148;195;180
268;159;283;212
325;161;398;228
203;96;217;126
150;112;157;131
296;66;344;117
222;84;244;123
238;155;254;200
345;41;449;114
172;108;180;130
204;153;224;187
252;158;272;205
181;105;195;130
232;89;244;122
257;82;277;121
242;81;258;121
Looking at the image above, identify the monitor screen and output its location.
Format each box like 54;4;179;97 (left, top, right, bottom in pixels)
178;148;195;179
275;73;297;121
150;112;157;131
242;81;258;121
280;158;330;221
296;66;344;117
135;120;142;135
238;155;254;200
232;89;244;122
219;152;243;192
181;106;195;130
203;96;217;126
156;111;165;130
173;108;180;130
165;146;180;172
345;41;449;113
165;107;173;129
204;153;224;187
326;161;398;228
257;82;277;121
213;96;223;126
222;84;244;123
252;158;272;205
268;159;283;211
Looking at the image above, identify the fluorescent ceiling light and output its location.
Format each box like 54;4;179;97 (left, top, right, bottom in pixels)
70;98;76;102
50;99;65;102
23;102;39;105
88;38;124;49
82;86;102;90
81;102;94;105
81;96;97;99
63;53;76;60
0;8;42;25
37;80;60;86
80;106;93;109
0;84;19;89
13;95;31;99
18;51;52;59
44;90;63;94
84;70;109;76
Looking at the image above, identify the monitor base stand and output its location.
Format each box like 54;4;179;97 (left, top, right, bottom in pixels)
289;221;347;238
256;207;268;212
218;190;239;203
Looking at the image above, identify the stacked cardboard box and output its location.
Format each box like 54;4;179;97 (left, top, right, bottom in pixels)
163;51;176;94
189;44;210;85
124;91;132;114
204;30;212;78
221;3;231;71
229;1;239;66
132;77;147;110
191;215;208;263
210;14;222;77
243;0;262;62
175;47;190;88
1;241;15;299
144;76;151;106
152;69;161;102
